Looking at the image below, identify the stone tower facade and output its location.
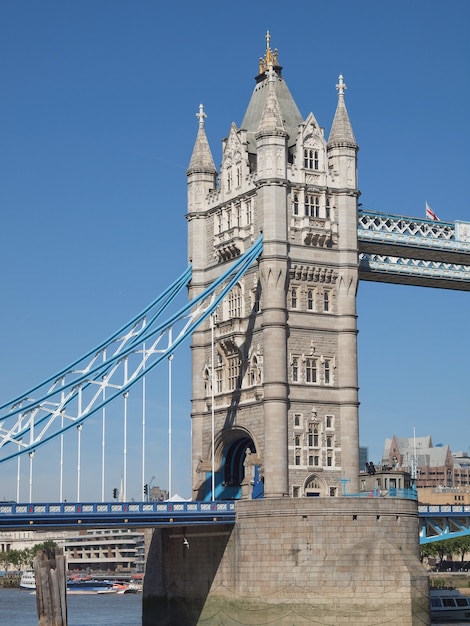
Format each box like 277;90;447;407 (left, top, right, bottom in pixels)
186;37;360;500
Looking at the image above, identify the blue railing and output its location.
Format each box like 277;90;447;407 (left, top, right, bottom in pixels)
0;500;236;529
346;488;418;500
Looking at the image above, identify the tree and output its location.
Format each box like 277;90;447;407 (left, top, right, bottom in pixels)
432;539;451;567
420;542;438;563
449;536;470;566
32;541;58;560
6;549;23;571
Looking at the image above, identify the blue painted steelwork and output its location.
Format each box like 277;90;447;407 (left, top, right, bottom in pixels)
0;500;236;530
3;499;470;542
0;236;263;464
345;488;418;500
419;505;470;544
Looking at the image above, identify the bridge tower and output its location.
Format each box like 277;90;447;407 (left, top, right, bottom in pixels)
187;36;360;500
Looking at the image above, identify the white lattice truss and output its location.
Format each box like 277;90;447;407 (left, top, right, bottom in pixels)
358;210;457;247
358;210;470;285
0;236;263;464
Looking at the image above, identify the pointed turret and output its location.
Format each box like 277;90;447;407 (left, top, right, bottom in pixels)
187;103;217;176
255;64;287;138
187;104;217;273
327;75;357;148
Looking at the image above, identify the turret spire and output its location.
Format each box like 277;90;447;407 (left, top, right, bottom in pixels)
256;63;286;136
328;74;357;148
187;103;217;175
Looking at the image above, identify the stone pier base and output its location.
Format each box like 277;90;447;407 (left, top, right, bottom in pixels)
143;498;429;625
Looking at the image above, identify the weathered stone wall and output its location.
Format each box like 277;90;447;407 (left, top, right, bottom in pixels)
143;498;429;625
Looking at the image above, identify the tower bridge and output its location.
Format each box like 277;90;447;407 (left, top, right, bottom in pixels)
1;35;468;625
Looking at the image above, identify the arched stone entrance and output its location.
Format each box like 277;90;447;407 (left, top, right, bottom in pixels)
203;428;262;500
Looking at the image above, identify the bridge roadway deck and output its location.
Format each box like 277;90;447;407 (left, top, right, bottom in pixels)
0;500;236;530
2;501;470;545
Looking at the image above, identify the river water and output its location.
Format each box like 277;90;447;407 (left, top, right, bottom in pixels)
1;587;468;625
1;588;141;625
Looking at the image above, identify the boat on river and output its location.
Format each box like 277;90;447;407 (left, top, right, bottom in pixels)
19;570;35;590
430;587;470;622
20;571;140;595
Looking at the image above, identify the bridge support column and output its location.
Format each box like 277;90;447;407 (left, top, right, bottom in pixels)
143;498;429;625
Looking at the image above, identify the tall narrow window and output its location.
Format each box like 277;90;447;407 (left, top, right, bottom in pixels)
291;287;298;309
324;359;332;385
326;197;331;220
292;357;299;382
293;193;299;215
215;352;223;393
216;368;223;393
314;150;319;170
227;209;232;230
307;289;314;310
306;358;317;383
246;199;252;224
249;356;259;386
203;366;211;395
323;291;330;312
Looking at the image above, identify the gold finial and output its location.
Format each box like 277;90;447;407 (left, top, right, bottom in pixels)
259;31;279;75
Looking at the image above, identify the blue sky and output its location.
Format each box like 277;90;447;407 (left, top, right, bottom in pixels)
0;1;469;501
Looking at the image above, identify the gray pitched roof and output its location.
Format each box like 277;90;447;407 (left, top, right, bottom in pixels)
240;68;303;152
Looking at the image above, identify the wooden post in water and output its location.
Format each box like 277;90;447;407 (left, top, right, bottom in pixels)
33;547;67;626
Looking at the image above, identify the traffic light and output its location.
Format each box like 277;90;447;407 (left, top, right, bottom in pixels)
113;488;117;499
144;484;148;497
